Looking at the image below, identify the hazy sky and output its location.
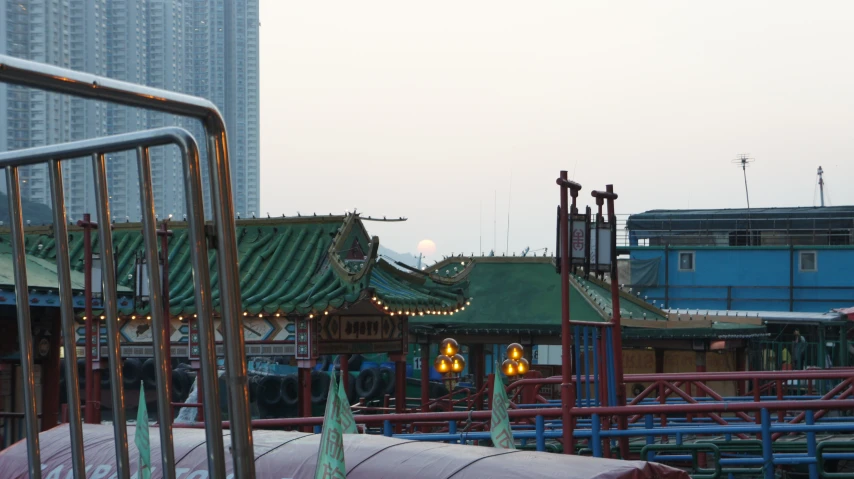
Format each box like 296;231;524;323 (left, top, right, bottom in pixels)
259;1;854;261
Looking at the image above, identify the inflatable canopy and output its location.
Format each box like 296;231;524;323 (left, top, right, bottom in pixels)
0;424;688;479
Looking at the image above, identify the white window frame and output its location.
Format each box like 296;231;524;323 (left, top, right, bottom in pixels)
678;251;695;272
799;251;818;272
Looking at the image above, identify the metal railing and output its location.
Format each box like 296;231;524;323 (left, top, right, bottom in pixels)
617;214;854;247
0;54;252;479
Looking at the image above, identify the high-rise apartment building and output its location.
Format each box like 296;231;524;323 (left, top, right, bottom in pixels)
0;0;260;222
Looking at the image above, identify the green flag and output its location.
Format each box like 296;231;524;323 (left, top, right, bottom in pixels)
337;373;357;434
135;381;151;479
315;370;346;479
490;372;515;449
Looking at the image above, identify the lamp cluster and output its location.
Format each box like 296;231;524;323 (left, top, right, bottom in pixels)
501;343;529;378
434;338;466;375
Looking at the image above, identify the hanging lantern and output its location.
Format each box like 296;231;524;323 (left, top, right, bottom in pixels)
450;353;466;374
502;359;519;377
506;343;524;361
440;338;459;357
434;354;452;374
517;357;530;376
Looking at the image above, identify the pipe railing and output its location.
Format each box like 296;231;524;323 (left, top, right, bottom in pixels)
0;53;254;479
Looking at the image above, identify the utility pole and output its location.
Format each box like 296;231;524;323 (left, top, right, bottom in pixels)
817;166;825;207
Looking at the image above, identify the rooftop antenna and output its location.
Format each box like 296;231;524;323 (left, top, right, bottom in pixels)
493;190;497;254
479;200;483;255
506;172;512;255
817;166;826;207
732;154;755;244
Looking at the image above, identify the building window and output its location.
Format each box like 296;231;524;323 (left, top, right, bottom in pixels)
678;252;695;272
799;251;817;272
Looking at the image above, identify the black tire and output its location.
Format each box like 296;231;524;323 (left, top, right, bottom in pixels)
141;358;157;389
259;375;285;406
100;368;111;388
280;374;299;407
355;368;383;400
379;366;395;397
123;358;143;389
248;375;261;403
311;370;331;404
318;355;331;371
348;354;364;371
172;369;190;402
176;362;193;371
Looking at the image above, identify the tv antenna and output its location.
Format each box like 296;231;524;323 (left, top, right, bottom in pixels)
732;154;755;245
732;154;755;209
817;166;826;207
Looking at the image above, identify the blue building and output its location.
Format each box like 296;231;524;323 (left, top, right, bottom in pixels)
625;206;854;313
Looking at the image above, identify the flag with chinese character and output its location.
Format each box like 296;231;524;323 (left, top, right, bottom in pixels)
490;372;515;449
135;381;152;479
315;370;346;479
337;373;357;434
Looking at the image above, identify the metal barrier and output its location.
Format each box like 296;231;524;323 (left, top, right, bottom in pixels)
0;54;252;479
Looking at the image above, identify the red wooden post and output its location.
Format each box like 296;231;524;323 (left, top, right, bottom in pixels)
593;184;628;457
473;344;485;410
420;344;430;412
298;366;312;433
41;311;62;431
556;171;581;454
392;353;407;433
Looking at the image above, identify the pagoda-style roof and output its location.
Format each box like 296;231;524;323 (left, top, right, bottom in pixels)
0;215;468;317
411;256;670;335
413;256;767;340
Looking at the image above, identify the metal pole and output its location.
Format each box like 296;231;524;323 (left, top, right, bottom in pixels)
206;119;256;478
82;213;96;424
178;131;227;478
556;171;581;454
157;220;174;418
48;159;87;479
137;147;177;479
92;152;131;479
6;166;42;479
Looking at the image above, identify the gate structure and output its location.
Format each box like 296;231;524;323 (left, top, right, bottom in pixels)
0;55;253;479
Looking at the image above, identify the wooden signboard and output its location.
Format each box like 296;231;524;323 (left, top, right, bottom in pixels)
317;314;406;354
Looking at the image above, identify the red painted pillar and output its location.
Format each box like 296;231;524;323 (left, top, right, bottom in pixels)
695;351;708;468
556;171;581;454
735;347;747;397
420;345;430;412
41;313;62;431
391;353;406;433
298;367;312;433
472;344;485;410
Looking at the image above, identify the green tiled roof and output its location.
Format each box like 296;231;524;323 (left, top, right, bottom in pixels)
411;257;669;334
0;215;467;317
622;321;768;340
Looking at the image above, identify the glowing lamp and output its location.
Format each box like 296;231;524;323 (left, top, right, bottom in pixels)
440;338;460;357
450;353;466;373
434;354;452;374
506;343;524;361
517;357;530;375
502;359;519;377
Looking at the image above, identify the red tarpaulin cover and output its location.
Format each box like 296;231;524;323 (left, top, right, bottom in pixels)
0;424;689;479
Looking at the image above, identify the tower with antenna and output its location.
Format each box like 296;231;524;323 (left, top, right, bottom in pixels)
817;166;825;207
732;154;755;244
